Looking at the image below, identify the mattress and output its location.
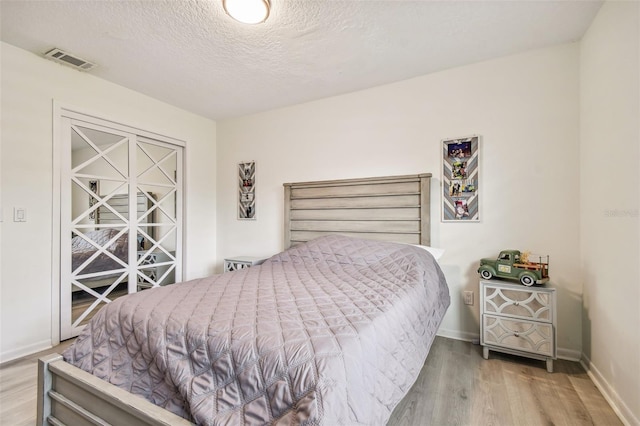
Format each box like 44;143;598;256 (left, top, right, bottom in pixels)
64;235;450;425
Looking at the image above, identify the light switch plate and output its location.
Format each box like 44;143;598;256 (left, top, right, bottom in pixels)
14;207;27;222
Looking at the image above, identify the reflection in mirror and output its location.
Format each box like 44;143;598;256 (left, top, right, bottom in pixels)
135;140;178;290
71;126;128;173
70;125;131;326
62;116;183;340
71;228;128;276
136;231;176;289
71;274;128;327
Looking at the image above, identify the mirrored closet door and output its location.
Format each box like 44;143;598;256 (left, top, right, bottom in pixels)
60;113;183;340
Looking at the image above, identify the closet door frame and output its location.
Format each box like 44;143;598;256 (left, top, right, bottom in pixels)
52;102;186;345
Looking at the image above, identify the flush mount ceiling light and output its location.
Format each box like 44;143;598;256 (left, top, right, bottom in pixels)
223;0;270;24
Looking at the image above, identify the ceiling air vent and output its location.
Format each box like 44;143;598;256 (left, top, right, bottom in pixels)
44;48;97;71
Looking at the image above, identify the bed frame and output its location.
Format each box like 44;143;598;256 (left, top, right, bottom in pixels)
284;173;431;248
38;172;433;426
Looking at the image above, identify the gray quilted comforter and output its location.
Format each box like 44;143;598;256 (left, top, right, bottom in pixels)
64;235;450;425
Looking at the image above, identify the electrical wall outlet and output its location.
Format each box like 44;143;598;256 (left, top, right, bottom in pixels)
463;290;474;305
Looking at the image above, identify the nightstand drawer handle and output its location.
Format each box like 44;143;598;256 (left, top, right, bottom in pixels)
513;332;520;337
513;302;520;306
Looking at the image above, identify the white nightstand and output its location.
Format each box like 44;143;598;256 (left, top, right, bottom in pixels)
223;256;269;272
480;280;557;372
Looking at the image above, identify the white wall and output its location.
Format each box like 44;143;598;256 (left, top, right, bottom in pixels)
580;2;639;424
217;43;582;356
0;42;217;362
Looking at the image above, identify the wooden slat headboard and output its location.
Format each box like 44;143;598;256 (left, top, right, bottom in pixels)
96;193;152;225
283;173;432;249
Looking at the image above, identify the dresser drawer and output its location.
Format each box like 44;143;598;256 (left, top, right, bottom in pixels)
482;314;554;357
482;284;553;323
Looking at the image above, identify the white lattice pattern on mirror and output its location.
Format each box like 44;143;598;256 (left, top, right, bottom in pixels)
66;122;132;335
135;138;179;289
60;111;184;340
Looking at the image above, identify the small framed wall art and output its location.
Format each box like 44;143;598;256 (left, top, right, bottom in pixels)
442;135;480;222
238;161;256;220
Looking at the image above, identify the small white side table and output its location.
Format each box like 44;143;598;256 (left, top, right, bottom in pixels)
223;256;269;272
480;280;557;372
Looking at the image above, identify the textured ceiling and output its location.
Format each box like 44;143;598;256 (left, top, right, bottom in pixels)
1;0;602;120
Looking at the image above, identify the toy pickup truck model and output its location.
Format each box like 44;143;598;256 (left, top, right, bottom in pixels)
478;250;549;286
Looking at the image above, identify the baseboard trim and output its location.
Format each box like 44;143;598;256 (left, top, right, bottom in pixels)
437;329;582;362
557;347;581;362
580;354;638;426
0;339;52;365
437;328;480;343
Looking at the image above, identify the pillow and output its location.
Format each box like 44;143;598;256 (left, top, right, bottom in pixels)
411;244;445;261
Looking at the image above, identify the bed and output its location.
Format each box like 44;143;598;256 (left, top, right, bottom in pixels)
38;173;450;426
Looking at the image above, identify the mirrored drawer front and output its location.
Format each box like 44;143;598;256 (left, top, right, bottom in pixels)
483;286;552;322
483;314;553;357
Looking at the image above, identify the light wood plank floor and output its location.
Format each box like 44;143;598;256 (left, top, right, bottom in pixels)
0;339;75;426
388;337;622;425
0;337;620;425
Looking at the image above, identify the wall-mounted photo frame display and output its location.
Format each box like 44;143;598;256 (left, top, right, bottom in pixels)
442;136;480;222
238;161;256;220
